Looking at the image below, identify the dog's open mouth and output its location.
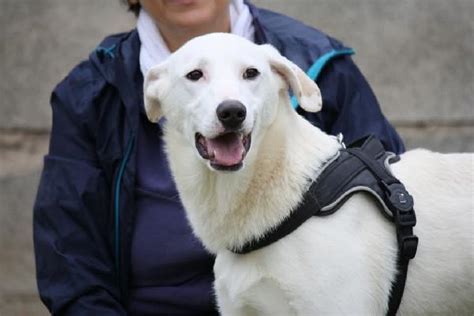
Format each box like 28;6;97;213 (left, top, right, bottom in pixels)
195;132;252;171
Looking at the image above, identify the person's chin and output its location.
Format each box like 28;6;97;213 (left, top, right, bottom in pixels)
164;0;206;10
167;11;216;28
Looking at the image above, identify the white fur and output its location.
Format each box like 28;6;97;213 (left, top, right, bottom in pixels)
144;33;474;315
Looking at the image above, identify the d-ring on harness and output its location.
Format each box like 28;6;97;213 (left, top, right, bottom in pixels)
230;135;419;316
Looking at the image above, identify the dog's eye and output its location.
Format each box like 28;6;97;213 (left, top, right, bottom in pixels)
243;68;260;80
186;69;203;81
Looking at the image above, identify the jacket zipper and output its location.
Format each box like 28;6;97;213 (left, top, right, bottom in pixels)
114;133;135;279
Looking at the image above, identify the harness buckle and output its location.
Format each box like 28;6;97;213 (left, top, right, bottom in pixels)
400;235;419;259
382;181;414;212
397;209;417;227
382;181;417;225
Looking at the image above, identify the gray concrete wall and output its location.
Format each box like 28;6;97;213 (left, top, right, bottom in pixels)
0;0;472;314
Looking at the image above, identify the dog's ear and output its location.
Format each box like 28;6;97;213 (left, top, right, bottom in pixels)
261;44;322;113
143;63;168;123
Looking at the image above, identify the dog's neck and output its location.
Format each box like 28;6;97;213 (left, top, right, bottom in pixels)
164;104;342;254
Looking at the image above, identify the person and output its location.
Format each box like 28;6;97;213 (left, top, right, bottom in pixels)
33;0;405;314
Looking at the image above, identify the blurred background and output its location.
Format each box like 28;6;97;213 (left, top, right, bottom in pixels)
1;0;472;314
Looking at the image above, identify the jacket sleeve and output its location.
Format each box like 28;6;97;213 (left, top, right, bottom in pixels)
301;54;405;154
33;72;127;315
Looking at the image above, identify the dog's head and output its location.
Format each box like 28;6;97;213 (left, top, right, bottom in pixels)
144;33;322;172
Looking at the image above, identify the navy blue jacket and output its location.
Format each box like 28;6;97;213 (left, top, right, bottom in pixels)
34;4;404;315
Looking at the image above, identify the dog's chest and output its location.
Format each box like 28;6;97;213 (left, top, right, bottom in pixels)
214;246;300;314
214;205;395;315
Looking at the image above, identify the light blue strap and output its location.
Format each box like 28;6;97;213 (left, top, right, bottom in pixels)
291;48;355;109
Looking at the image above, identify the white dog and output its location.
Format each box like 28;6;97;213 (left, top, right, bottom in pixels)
144;33;473;315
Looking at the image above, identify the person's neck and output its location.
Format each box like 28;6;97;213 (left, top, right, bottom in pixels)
159;13;231;52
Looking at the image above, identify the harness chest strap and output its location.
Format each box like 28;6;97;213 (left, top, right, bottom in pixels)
231;135;419;316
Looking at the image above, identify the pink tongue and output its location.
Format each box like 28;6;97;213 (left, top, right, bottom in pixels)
207;133;244;166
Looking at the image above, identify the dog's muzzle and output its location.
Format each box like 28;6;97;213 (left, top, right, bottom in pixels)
195;132;252;171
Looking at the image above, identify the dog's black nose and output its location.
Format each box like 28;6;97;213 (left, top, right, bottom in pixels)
216;100;247;129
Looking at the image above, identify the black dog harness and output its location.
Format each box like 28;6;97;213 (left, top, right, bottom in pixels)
231;135;418;316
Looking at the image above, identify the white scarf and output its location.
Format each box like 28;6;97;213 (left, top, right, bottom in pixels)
137;0;255;76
